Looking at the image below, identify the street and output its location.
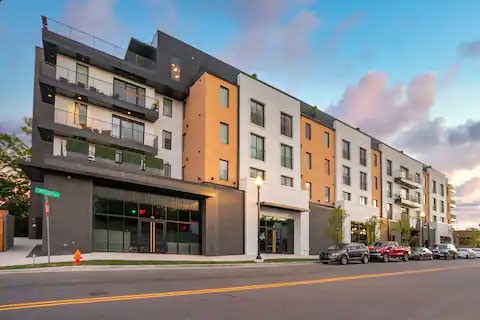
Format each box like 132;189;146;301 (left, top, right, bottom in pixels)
0;259;479;319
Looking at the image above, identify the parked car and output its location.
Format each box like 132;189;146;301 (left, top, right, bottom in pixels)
411;247;433;260
471;248;480;258
368;241;411;262
319;243;369;265
432;243;458;259
458;248;476;259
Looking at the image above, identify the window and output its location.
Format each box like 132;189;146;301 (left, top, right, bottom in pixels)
76;63;89;87
163;98;172;117
433;215;437;222
250;134;265;160
433;198;437;211
374;153;378;167
343;166;351;185
74;102;87;125
88;144;95;161
387;160;392;176
59;138;67;157
387;203;393;219
306;152;312;170
324;132;330;148
250;167;265;180
424;194;428;205
219;160;228;181
115;150;123;164
325;159;330;175
164;163;171;177
433;180;437;194
441;217;445;223
220;86;229;107
360;172;367;190
162;130;172;150
220;122;229;144
305;123;311;140
343;192;351;201
387;182;393;198
305;182;311;199
360;148;367;166
416;192;421;203
250;100;264;127
171;55;181;81
342;140;350;160
112;116;145;144
281;175;293;187
440;184;444;196
281;144;293;169
182;166;185;179
113;78;146;108
182;133;186;152
360;196;368;205
374;176;378;190
325;187;330;203
415;173;421;184
281;113;293;137
373;199;378;208
441;200;444;213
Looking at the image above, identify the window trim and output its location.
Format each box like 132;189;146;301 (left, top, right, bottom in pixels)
163;97;173;117
360;147;367;166
113;78;146;108
220;122;229;144
281;175;293;187
342;139;351;160
74;102;87;125
360;171;367;191
250;99;265;127
219;159;229;181
324;131;330;148
250;133;265;161
281;143;293;169
250;167;265;180
305;123;311;140
386;160;392;176
220;86;229;108
306;152;312;170
111;115;145;144
343;165;351;186
162;130;172;150
280;112;293;138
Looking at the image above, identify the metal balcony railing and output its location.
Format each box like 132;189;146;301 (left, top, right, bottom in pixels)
42;16;154;68
451;198;457;205
395;193;421;204
51;63;159;111
395;170;422;184
54;108;158;148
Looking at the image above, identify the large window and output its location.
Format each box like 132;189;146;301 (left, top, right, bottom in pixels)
171;55;181;81
374;153;378;167
219;160;229;181
360;148;367;166
360;196;368;205
112;116;145;144
281;113;293;137
324;132;330;148
387;181;393;198
162;130;172;150
433;198;437;211
343;166;351;185
325;187;330;203
374;176;378;190
441;200;445;213
163;98;172;117
440;184;444;196
342;140;350;160
360;171;367;190
305;182;311;199
74;102;87;125
220;122;229;144
250;167;265;180
343;192;351;201
281;144;293;169
220;86;229;107
305;123;311;140
113;78;146;108
76;63;89;87
387;160;392;176
325;158;330;175
250;100;264;127
306;152;312;170
281;175;293;187
251;133;265;160
433;181;437;194
387;203;393;219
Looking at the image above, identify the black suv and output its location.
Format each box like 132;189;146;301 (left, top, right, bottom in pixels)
320;243;369;265
432;243;458;259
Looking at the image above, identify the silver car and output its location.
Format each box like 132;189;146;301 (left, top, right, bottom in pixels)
470;248;480;258
458;248;476;259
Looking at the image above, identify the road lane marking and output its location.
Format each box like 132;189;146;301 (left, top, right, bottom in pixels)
1;264;479;312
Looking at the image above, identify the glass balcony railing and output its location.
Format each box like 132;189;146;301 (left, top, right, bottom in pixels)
395;193;421;204
42;16;154;68
49;63;159;111
395;170;422;186
54;108;158;149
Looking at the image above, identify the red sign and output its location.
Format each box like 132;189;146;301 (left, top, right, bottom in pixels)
45;199;50;217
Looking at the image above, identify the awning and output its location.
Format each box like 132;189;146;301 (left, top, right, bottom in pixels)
260;201;310;212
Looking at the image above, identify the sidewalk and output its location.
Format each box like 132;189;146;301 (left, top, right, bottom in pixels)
0;238;316;267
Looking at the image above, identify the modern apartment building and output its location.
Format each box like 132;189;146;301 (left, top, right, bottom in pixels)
21;17;456;257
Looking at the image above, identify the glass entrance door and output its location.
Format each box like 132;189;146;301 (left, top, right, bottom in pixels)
138;220;165;253
259;216;294;254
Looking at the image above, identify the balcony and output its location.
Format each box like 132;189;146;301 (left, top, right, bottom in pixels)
450;213;457;222
39;61;159;121
450;198;457;208
394;170;422;189
395;193;422;209
38;108;158;155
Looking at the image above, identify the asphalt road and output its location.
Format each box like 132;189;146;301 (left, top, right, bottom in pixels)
1;258;479;320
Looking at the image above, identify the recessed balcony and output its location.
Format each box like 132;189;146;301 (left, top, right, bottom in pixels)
395;193;422;209
394;170;422;189
38;61;159;121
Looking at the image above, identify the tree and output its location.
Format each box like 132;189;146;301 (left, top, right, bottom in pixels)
466;228;480;248
0;117;32;216
365;216;379;244
251;73;258;79
391;214;413;245
326;206;348;245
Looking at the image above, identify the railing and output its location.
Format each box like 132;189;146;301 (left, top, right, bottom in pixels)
42;16;154;68
451;198;456;205
396;193;421;204
54;108;158;148
395;170;421;184
50;63;159;111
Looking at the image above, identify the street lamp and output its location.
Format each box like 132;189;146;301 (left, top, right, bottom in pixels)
255;176;263;260
420;212;426;247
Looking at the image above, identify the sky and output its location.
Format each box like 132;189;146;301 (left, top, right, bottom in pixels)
0;0;479;229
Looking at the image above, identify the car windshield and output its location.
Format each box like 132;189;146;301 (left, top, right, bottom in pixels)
370;242;388;247
414;247;423;252
328;244;348;250
438;244;448;249
458;248;466;251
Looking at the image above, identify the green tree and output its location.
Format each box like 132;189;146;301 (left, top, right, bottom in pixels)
391;214;413;245
251;73;258;79
326;206;348;245
365;216;379;244
466;228;480;248
0;117;32;216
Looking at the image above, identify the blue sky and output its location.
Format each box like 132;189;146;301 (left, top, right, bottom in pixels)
1;0;479;228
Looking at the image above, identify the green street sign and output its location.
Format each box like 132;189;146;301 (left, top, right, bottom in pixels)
34;187;60;199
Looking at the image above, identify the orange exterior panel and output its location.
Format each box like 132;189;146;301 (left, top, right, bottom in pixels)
371;149;382;216
182;73;238;188
300;116;335;206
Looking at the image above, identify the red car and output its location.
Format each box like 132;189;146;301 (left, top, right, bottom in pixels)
368;241;411;262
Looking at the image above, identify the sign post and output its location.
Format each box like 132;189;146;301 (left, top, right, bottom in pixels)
35;187;60;264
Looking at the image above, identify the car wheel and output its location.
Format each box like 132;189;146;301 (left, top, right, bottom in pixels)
362;254;369;264
340;255;348;265
321;261;329;264
403;253;409;262
383;253;389;263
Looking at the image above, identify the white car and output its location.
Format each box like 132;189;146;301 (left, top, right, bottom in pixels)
458;248;476;259
471;248;480;258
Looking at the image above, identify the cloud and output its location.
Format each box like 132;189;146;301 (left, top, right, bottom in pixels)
327;71;436;139
453;177;480;203
439;63;461;87
453;205;480;230
458;40;480;60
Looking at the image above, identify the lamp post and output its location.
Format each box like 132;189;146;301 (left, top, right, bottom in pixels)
420;212;426;247
255;176;263;260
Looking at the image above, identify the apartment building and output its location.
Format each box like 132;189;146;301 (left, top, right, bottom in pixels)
425;167;452;244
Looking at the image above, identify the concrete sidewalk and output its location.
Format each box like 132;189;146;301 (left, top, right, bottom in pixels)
0;238;316;267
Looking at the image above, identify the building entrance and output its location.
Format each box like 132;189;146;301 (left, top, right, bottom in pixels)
139;220;166;253
259;216;294;254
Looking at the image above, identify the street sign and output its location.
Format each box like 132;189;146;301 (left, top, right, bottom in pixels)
34;187;60;199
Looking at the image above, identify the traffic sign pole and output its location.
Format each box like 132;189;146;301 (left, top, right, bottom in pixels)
44;196;51;263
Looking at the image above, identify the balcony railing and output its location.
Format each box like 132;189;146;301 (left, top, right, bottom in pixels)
51;63;159;111
54;108;158;148
394;170;422;188
42;16;154;68
395;193;421;205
